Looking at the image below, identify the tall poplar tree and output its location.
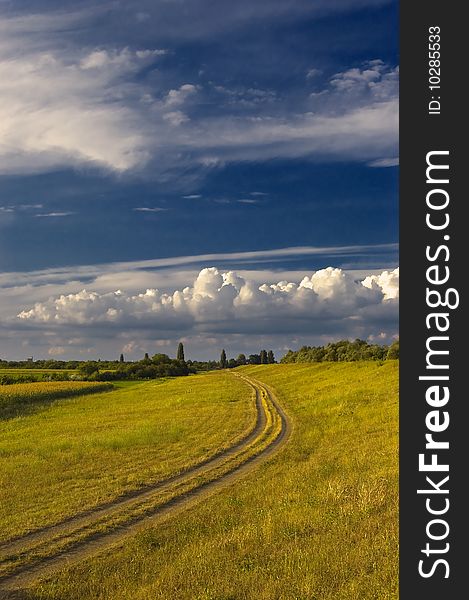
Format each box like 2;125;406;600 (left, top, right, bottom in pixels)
177;342;185;361
220;349;228;368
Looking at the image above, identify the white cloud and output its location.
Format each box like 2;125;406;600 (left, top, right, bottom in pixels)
35;212;75;218
79;48;166;70
133;207;168;213
0;10;166;174
17;267;398;340
306;68;321;79
160;84;197;126
163;111;190;126
0;252;398;359
164;84;198;107
330;60;398;97
362;267;399;300
48;345;66;356
182;99;398;165
368;157;399;168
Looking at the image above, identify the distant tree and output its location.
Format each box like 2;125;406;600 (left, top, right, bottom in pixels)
79;361;99;377
119;353;124;363
387;339;400;360
248;354;261;365
144;352;149;361
236;353;247;366
260;349;268;364
228;358;238;369
220;349;228;368
267;350;275;364
177;342;185;362
152;353;172;365
279;339;394;363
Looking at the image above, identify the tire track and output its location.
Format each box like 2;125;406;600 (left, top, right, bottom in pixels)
0;373;291;594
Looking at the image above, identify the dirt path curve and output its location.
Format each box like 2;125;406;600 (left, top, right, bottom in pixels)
0;373;291;597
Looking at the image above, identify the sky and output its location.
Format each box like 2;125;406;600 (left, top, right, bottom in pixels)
0;0;399;361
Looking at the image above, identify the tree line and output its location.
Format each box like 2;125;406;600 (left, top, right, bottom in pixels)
1;339;398;384
280;339;399;363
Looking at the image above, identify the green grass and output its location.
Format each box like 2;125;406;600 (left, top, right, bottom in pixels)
0;372;254;542
29;361;398;600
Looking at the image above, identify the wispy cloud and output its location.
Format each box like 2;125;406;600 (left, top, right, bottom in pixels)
0;244;398;292
306;68;321;79
0;6;398;178
368;157;399;167
133;207;168;213
19;204;44;210
34;212;75;218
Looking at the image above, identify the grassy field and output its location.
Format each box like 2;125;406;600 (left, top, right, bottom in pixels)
26;361;398;600
0;372;254;542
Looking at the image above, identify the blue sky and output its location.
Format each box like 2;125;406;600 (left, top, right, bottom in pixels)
0;0;399;360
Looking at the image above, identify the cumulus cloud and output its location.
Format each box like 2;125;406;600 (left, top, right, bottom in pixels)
362;267;399;300
1;256;398;359
17;266;398;339
163;84;198;107
329;60;398;98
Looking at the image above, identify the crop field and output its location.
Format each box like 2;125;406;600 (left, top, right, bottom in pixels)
0;361;399;600
0;381;113;419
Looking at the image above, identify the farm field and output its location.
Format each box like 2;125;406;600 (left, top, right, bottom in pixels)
6;361;399;600
0;381;113;419
0;372;255;544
